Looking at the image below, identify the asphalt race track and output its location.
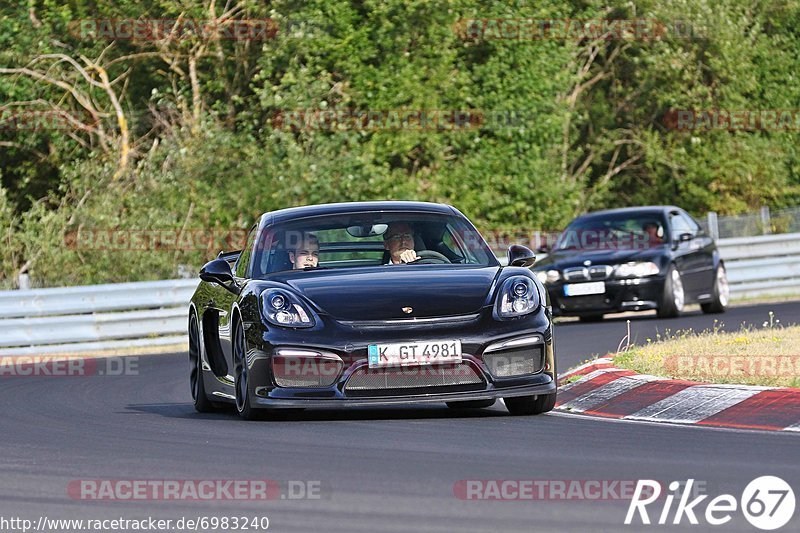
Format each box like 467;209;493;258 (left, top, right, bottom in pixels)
1;301;799;532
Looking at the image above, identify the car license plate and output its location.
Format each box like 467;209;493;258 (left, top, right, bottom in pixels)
368;340;462;368
563;281;606;297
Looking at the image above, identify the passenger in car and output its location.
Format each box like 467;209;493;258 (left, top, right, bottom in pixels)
289;233;320;269
383;222;420;264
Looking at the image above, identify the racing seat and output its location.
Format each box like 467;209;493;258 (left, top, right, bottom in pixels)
269;249;294;272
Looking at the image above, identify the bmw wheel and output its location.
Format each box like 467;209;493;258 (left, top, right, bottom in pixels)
657;265;684;318
701;263;729;314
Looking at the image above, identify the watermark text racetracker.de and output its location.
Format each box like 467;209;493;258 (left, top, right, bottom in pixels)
663;109;800;131
664;354;800;378
68;479;326;501
454;18;741;41
271;108;535;131
0;109;99;131
453;479;701;501
454;18;668;41
0;356;137;377
63;228;248;252
68;18;278;41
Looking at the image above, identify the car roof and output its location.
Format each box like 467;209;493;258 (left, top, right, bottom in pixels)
258;201;457;228
572;205;682;222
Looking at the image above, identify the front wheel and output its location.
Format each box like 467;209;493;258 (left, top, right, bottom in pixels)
657;265;684;318
233;320;266;421
189;315;218;413
701;264;729;314
504;393;556;416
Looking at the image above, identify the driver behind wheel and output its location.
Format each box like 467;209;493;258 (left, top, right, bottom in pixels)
383;222;420;264
642;221;664;246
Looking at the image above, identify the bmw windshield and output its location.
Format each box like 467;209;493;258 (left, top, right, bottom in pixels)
555;212;669;251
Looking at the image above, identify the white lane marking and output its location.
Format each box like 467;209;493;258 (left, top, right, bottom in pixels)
548;410;800;437
693;383;775;391
558;374;664;412
558;368;619;392
558;357;614;380
625;385;763;424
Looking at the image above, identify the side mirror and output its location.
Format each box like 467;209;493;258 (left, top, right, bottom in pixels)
507;244;536;268
199;258;240;294
672;232;693;250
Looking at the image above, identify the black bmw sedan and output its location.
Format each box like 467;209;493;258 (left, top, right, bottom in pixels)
189;201;556;420
531;206;729;321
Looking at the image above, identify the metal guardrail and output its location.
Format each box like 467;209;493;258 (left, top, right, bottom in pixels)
1;232;798;354
0;279;197;355
0;279;198;319
716;232;800;299
701;206;800;239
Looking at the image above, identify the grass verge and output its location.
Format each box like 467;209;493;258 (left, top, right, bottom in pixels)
614;317;800;388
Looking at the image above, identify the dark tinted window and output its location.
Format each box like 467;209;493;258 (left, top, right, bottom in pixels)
556;212;668;250
682;212;701;233
234;226;257;278
251;211;497;278
670;212;693;238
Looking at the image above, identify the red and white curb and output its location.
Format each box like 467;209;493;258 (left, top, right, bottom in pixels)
556;358;800;432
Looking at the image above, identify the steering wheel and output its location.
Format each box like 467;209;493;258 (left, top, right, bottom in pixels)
411;250;451;264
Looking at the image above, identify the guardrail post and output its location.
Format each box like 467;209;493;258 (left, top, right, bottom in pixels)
707;211;719;240
17;273;30;290
760;206;771;234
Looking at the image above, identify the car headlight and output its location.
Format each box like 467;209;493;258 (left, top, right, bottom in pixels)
534;269;560;284
494;276;540;319
614;261;660;278
261;289;315;328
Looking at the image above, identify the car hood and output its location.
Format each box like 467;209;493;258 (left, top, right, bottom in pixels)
277;266;501;320
535;246;666;270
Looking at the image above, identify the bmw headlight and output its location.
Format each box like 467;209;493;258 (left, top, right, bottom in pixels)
494;276;540;319
534;269;560;284
614;261;660;278
261;289;315;328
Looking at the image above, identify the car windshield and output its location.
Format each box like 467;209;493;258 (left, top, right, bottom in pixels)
555;212;668;251
250;211;497;277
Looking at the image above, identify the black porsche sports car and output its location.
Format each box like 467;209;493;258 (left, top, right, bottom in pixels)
531;206;729;321
189;201;556;420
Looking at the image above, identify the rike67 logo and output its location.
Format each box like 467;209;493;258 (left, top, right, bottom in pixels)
626;477;795;530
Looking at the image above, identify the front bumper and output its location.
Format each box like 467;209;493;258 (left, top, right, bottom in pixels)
548;276;665;316
242;307;556;408
252;379;556;408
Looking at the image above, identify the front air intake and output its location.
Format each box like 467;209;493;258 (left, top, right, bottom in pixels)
483;345;544;378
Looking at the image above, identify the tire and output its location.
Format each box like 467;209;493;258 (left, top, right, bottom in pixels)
579;314;604;322
657;264;684;318
701;263;729;314
504;393;557;416
189;314;217;413
446;399;496;409
233;319;267;421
